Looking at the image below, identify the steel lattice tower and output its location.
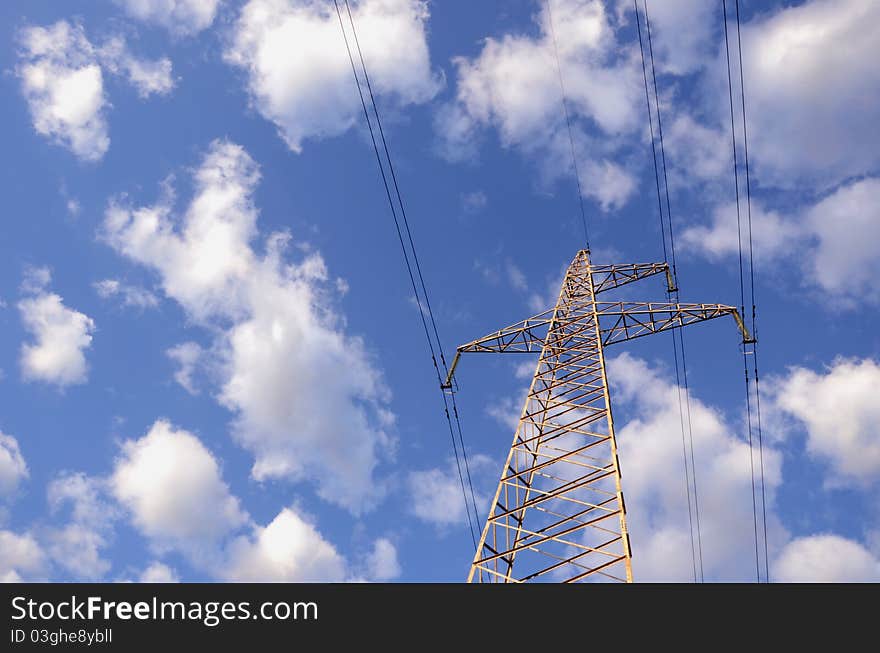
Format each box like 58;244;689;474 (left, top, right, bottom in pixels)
443;250;750;583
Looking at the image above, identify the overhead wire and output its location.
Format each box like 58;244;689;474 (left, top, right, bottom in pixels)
635;0;705;582
643;0;705;583
545;0;591;249
722;0;763;582
338;0;481;535
333;0;480;547
734;0;770;582
633;0;696;583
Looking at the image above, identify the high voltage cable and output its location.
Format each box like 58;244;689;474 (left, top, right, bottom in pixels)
734;0;770;582
633;0;692;582
333;0;480;547
635;0;704;582
643;0;705;582
545;0;591;249
338;0;480;535
722;0;764;582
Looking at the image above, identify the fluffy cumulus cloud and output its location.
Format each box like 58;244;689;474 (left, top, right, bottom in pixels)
641;0;715;76
804;178;880;302
682;177;880;305
16;21;174;161
772;358;880;488
0;432;28;499
774;534;880;582
103;140;394;512
662;114;730;186
93;279;159;309
438;0;641;210
364;537;401;581
224;508;347;582
97;37;176;98
226;0;441;152
0;417;360;582
735;0;880;186
18;268;96;388
139;561;179;582
407;454;494;528
0;530;46;582
114;0;222;36
110;420;248;549
608;353;784;581
17;22;108;161
166;342;203;395
680;200;805;264
45;473;119;580
66;417;352;582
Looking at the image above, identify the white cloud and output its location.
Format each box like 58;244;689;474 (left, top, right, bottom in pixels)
19;270;95;388
663;114;730;184
805;178;880;302
407;455;493;528
774;534;880;582
608;353;784;581
486;395;522;432
224;507;346;582
98;37;175;98
166;342;203;395
772;358;880;488
735;0;880;186
46;472;117;579
139;561;179;582
115;0;222;36
20;265;52;294
17;21;108;161
105;417;348;582
94;278;160;309
0;432;28;499
110;420;248;547
103;140;394;512
48;472;113;527
680;201;805;264
640;0;715;76
226;0;440;153
438;0;640;211
17;21;174;161
682;178;880;305
365;537;401;581
0;530;46;582
45;524;111;580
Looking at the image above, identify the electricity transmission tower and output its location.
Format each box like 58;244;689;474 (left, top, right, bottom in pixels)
443;249;751;583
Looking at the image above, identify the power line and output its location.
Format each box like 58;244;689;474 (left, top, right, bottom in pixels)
643;1;679;283
337;0;482;539
722;0;763;582
333;0;480;546
734;0;770;583
635;0;705;582
338;0;481;534
545;0;591;249
643;0;705;583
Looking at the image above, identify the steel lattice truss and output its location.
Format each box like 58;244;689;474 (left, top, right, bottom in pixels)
447;250;749;583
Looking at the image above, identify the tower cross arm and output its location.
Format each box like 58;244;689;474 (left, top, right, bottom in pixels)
590;262;675;294
597;301;753;347
440;308;557;388
454;308;556;355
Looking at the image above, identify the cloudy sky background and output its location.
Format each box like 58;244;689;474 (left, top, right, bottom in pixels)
1;0;878;582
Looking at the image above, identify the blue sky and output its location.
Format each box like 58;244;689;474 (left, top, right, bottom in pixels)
1;0;878;583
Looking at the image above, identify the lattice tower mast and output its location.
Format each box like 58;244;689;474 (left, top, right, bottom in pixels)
443;250;751;583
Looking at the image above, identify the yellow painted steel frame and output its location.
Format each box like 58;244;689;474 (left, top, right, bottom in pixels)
456;250;747;583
